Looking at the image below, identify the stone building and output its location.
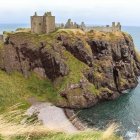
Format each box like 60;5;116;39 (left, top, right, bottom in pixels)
31;12;55;34
80;22;86;30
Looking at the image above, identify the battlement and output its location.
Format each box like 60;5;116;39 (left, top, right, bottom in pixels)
31;12;55;34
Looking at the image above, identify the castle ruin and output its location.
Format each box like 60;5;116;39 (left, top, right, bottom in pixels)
88;22;121;32
61;19;121;32
63;19;86;30
31;12;55;34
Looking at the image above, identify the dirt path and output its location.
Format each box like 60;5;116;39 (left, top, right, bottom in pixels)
26;102;78;133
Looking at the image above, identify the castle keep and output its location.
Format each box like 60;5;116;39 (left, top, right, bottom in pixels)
31;12;55;34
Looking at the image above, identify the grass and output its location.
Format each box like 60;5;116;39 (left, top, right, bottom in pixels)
0;70;57;112
16;28;31;33
0;107;122;140
0;41;4;49
87;30;128;42
0;103;123;140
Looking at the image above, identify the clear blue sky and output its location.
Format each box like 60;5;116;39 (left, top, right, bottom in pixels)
0;0;140;26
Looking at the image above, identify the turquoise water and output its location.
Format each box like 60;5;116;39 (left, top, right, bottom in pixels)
77;85;140;138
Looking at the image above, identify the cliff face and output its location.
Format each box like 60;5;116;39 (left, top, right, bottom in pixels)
0;30;140;108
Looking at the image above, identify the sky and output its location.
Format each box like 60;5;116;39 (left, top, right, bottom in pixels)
0;0;140;26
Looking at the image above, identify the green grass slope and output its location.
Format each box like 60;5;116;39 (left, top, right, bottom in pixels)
0;70;57;112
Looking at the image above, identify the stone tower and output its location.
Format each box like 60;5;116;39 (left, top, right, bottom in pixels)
31;12;55;34
116;22;121;31
112;22;116;29
112;22;121;32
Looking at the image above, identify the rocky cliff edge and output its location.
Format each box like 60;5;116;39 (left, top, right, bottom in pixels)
0;29;140;108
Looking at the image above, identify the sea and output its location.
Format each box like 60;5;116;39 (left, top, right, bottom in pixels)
0;24;140;139
0;24;29;34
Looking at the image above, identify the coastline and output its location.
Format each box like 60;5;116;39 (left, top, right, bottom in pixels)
26;102;87;133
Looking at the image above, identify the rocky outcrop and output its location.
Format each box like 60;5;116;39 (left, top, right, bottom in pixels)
0;30;140;108
0;33;69;80
57;34;93;67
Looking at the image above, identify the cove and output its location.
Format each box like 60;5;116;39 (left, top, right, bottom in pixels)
76;78;140;138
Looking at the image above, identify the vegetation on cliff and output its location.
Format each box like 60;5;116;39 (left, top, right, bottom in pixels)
0;70;57;112
0;29;139;108
0;70;121;140
0;29;137;139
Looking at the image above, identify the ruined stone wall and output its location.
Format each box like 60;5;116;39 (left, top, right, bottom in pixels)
86;26;121;32
31;16;44;34
84;22;121;32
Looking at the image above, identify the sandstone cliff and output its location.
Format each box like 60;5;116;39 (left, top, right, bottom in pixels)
0;29;140;108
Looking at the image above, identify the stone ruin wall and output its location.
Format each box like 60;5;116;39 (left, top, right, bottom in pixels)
86;26;121;32
87;22;121;32
62;19;121;32
87;26;113;32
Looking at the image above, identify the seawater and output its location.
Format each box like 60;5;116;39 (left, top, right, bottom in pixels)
0;24;29;34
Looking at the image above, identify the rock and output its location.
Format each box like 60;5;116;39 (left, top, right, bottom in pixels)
0;30;140;108
1;34;69;80
57;34;93;67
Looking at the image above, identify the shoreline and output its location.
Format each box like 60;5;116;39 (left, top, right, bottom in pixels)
26;102;85;133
